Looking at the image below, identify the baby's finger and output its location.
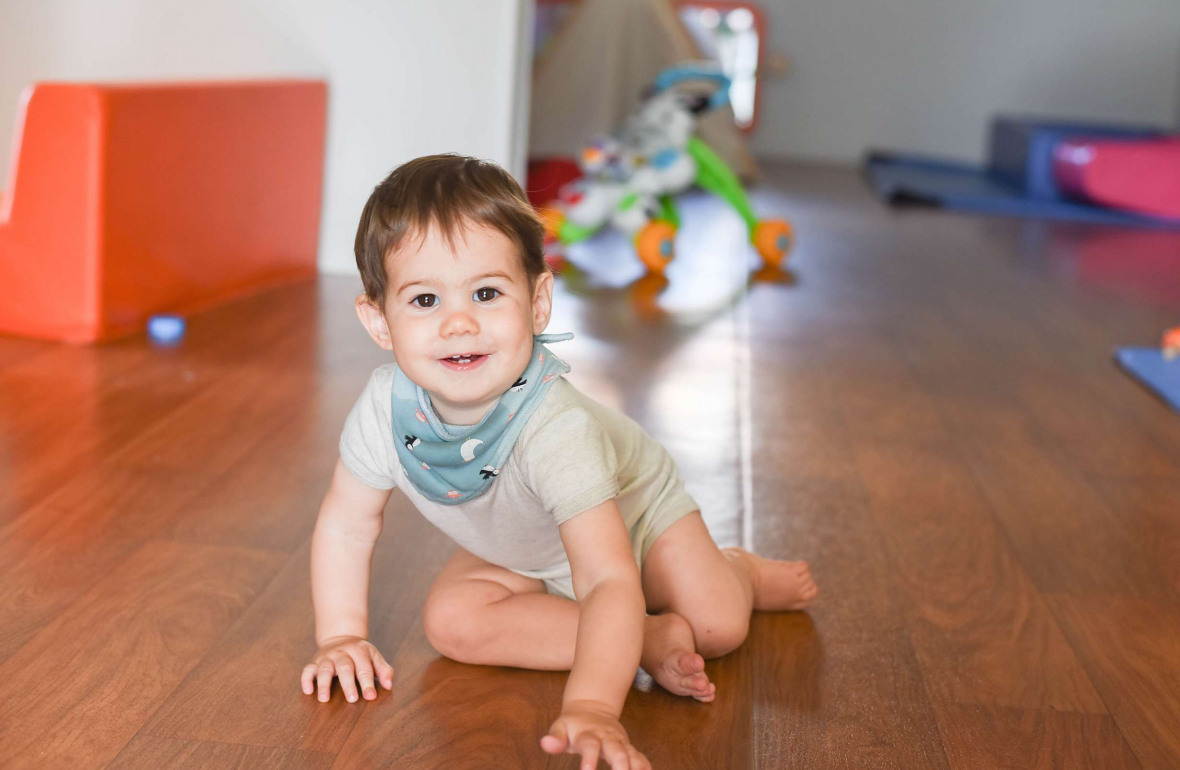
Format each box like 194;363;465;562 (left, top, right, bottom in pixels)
351;655;377;700
577;737;601;770
540;721;569;755
333;656;359;703
602;739;630;770
301;663;317;695
630;746;651;770
371;648;395;690
316;663;335;702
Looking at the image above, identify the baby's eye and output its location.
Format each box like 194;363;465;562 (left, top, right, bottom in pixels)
411;294;438;308
473;287;500;303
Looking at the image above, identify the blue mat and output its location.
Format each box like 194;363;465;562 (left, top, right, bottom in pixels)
1116;348;1180;413
865;152;1180;229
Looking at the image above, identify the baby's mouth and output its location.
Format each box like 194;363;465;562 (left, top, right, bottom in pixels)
439;353;488;370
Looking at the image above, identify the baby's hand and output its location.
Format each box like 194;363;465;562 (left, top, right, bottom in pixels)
301;635;394;703
540;700;651;770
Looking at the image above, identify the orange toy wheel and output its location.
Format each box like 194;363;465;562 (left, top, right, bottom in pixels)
634;220;677;274
752;219;793;268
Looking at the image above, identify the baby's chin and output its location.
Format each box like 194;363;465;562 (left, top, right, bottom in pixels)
428;384;509;421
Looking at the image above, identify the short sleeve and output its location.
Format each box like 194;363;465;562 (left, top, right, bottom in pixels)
517;407;620;525
339;367;399;490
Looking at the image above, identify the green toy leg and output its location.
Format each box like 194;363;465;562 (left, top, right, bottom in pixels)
658;195;681;229
559;219;599;245
687;137;793;268
686;137;758;234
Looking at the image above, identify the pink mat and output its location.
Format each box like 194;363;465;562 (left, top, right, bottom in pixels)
1054;138;1180;220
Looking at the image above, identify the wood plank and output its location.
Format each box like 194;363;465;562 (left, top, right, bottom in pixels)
0;344;175;521
109;735;334;770
104;356;311;474
137;497;451;755
0;349;359;662
0;540;283;768
949;411;1176;602
333;619;564;769
1045;595;1180;770
852;437;1106;712
742;310;951;767
155;393;340;553
0;335;53;369
878;304;1178;603
1088;477;1180;598
753;318;1104;714
747;470;951;769
951;323;1178;480
933;703;1141;770
922;263;1180;471
0;466;206;662
0;281;320;523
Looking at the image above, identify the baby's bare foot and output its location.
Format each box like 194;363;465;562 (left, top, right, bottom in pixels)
641;613;715;702
653;648;715;703
724;548;819;611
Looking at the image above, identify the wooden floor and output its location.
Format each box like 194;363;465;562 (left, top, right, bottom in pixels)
2;163;1180;769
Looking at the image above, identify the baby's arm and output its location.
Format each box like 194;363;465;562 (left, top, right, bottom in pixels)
541;498;650;769
301;458;395;702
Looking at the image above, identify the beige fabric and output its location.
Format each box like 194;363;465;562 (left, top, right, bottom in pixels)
529;0;758;180
340;369;699;599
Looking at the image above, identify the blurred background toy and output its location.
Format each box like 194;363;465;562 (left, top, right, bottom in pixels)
147;314;186;346
866;116;1180;228
1115;327;1180;414
1163;326;1180;361
539;64;793;276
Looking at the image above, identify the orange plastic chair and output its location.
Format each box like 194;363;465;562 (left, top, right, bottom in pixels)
0;80;327;342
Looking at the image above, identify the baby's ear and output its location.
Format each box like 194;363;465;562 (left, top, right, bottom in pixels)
356;295;394;351
531;271;555;334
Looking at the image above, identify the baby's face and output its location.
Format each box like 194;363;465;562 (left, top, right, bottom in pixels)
367;221;551;425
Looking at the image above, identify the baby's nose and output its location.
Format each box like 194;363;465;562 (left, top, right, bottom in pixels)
441;309;478;336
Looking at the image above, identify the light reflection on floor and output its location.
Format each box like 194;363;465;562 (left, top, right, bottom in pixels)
547;188;798;549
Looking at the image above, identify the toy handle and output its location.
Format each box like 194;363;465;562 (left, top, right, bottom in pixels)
653;64;732;110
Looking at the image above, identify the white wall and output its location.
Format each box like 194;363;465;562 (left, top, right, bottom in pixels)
750;0;1180;163
0;0;529;274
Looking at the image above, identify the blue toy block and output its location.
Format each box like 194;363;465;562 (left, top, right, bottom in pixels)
1116;348;1180;414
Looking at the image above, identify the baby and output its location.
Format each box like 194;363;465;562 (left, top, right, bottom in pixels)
301;154;817;769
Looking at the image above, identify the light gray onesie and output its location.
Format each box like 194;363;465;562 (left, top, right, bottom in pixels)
339;367;698;600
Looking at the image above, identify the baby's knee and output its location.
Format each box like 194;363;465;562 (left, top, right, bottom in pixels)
688;606;750;659
422;592;490;663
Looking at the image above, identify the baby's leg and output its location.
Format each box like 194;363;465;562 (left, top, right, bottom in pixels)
721;548;818;612
421;547;713;700
642;512;818;660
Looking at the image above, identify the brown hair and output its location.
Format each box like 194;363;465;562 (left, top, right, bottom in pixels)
354;154;547;302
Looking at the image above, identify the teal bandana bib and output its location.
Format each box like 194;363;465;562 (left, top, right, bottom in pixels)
390;333;574;505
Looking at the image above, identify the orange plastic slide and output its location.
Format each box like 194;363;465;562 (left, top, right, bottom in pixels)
0;80;327;342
